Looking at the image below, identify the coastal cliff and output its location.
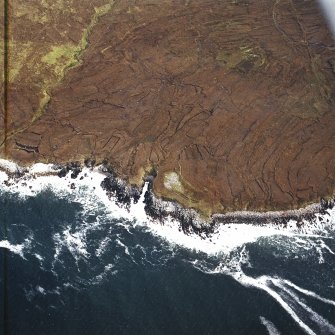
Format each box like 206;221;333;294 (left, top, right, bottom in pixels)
1;0;335;217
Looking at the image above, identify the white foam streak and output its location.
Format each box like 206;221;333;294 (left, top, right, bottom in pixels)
36;285;46;295
95;237;111;257
0;240;25;257
274;281;335;334
283;280;335;307
235;274;317;335
63;229;89;259
319;240;335;254
116;238;131;256
91;263;118;284
259;316;281;335
194;245;335;335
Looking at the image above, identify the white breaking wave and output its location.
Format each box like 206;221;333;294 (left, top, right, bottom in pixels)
0;159;22;174
0;237;33;258
1;160;335;335
0;159;334;257
54;227;89;263
0;240;26;258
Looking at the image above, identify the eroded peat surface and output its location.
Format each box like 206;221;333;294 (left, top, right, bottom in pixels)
1;0;335;216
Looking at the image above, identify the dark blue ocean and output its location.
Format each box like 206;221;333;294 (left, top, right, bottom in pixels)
0;166;335;335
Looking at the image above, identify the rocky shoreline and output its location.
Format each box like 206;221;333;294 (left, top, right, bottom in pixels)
1;159;334;237
3;0;335;218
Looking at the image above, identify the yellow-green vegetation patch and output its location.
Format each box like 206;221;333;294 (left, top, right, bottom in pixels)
216;45;266;73
36;2;115;120
41;2;115;79
94;3;114;16
14;3;49;23
41;44;80;78
33;90;51;123
79;3;115;51
164;172;184;193
41;0;76;13
8;42;33;82
6;1;116;140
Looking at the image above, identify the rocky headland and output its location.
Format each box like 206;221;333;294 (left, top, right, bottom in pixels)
1;159;334;236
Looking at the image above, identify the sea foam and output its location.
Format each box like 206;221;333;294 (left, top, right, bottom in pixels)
0;159;334;256
1;159;335;335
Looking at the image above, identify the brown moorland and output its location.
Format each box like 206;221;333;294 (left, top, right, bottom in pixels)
1;0;335;217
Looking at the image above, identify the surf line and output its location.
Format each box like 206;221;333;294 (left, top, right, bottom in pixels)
0;158;334;244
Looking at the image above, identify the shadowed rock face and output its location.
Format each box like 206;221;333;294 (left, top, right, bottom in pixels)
1;0;335;215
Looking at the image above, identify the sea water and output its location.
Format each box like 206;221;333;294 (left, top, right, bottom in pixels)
0;163;334;335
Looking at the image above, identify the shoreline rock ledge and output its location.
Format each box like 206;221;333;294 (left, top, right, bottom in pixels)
0;159;334;235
